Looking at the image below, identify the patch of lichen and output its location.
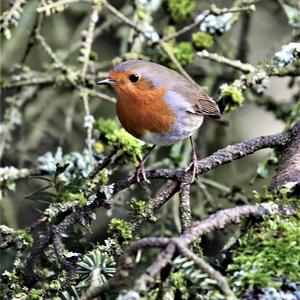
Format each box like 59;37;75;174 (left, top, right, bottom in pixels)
227;188;300;295
130;198;147;219
192;32;214;49
28;288;45;300
0;271;22;299
0;273;47;300
108;218;134;244
0;225;33;250
95;118;143;164
145;288;160;300
97;169;109;186
53;174;88;207
16;229;33;246
57;192;87;207
167;0;196;22
218;84;244;112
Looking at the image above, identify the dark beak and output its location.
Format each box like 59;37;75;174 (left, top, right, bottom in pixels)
96;78;115;85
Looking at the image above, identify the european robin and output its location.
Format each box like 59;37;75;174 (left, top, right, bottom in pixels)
96;60;221;183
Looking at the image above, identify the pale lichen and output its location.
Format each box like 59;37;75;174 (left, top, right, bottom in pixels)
199;13;234;35
274;42;300;67
0;166;29;195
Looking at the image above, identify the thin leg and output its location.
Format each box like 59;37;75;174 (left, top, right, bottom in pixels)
132;145;156;183
185;136;198;183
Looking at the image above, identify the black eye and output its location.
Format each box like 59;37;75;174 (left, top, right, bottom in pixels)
129;74;140;83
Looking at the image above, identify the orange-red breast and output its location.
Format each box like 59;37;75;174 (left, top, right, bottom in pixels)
97;60;221;182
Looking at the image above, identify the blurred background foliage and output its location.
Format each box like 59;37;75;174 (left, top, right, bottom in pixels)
0;0;300;299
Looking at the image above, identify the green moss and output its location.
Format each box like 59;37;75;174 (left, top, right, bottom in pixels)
173;42;195;68
49;280;61;291
108;129;143;163
171;271;189;299
165;25;176;38
228;201;300;293
145;288;160;300
108;218;133;244
95;118;143;164
59;192;87;207
97;169;109;186
219;84;244;112
130;198;147;218
28;288;45;300
192;32;214;49
167;0;196;22
89;50;98;61
16;229;33;246
96;118;119;136
254;183;299;204
160;42;195;70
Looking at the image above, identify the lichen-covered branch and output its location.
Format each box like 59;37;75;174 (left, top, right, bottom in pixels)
179;180;192;232
270;121;300;190
0;0;27;39
197;50;255;73
83;202;281;300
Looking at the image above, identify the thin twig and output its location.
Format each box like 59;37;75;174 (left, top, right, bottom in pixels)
26;216;48;233
197;50;255;73
163;10;210;42
67;17;116;57
79;4;101;167
103;0;145;36
81;89;95;167
37;0;90;13
21;11;43;64
81;6;99;77
159;40;197;85
237;13;251;63
0;0;27;39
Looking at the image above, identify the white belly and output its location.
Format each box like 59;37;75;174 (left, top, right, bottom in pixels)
141;113;203;145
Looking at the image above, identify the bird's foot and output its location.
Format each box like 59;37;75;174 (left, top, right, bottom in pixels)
184;136;199;183
130;161;150;184
185;160;198;183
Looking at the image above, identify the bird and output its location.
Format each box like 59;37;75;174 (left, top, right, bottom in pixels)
96;60;221;183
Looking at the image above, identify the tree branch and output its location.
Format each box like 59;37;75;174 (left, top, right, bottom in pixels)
270;121;300;190
83;202;280;300
179;180;192;232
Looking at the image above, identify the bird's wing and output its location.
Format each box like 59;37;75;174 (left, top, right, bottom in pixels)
173;83;221;119
189;92;221;119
